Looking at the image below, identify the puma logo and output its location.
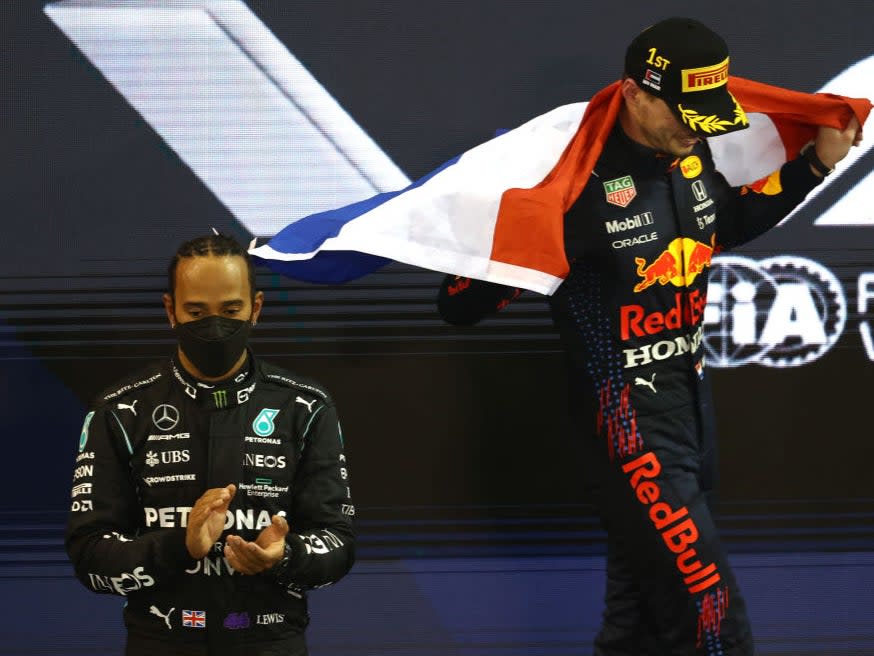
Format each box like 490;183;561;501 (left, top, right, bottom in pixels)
295;396;317;413
149;605;174;630
102;531;132;542
634;373;657;393
117;400;138;415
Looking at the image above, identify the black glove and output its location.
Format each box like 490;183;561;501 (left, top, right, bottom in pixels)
437;275;520;326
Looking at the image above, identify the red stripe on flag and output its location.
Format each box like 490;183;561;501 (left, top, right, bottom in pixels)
490;82;623;278
730;76;871;161
489;76;870;281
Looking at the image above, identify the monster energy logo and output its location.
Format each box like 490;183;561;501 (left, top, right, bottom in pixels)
213;390;228;408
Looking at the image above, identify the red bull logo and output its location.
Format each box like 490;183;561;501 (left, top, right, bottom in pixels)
622;451;722;595
620;290;707;340
633;235;716;292
741;169;783;196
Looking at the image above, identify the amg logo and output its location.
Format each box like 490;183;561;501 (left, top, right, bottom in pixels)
147;432;191;441
605;211;654;234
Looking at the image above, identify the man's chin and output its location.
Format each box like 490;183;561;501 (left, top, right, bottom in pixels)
670;143;697;158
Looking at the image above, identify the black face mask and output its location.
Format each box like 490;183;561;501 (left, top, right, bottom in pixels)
174;315;252;378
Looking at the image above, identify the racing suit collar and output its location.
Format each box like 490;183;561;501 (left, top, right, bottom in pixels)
610;122;682;175
169;349;258;409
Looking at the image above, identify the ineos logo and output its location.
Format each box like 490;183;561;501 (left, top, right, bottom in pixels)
152;404;180;431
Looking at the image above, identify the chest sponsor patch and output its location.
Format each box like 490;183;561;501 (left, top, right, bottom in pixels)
633;236;717;292
252;408;280;437
691;179;709;202
680;155;702;179
612;231;658;250
604;175;637;208
605;211;654;234
239;480;290;499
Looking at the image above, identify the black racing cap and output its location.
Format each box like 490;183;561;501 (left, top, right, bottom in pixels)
625;17;749;136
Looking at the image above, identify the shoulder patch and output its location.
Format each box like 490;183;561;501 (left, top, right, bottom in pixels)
262;366;329;401
97;361;166;406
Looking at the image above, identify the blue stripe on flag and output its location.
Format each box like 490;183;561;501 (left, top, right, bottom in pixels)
253;155;462;284
254;250;391;284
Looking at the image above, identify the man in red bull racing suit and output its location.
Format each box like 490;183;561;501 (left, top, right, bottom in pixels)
437;18;862;656
66;235;354;655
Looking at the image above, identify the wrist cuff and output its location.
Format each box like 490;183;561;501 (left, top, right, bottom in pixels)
802;143;833;176
270;542;294;579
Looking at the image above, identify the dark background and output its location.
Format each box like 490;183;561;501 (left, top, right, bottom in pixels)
2;1;874;653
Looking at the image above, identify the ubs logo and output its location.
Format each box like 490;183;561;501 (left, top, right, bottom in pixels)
146;450;190;467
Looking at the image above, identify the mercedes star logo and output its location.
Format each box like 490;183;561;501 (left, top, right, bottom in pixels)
152;404;179;431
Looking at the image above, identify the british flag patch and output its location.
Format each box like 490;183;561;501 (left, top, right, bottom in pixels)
182;610;206;628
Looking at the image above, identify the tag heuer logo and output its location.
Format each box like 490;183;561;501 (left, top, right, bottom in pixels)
604;176;637;208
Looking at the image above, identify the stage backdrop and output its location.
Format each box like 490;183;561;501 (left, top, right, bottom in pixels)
2;1;873;654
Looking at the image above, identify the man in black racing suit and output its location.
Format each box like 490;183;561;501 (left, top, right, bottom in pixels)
67;234;354;655
437;18;862;656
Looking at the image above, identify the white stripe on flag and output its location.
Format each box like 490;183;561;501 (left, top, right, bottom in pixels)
252;103;586;293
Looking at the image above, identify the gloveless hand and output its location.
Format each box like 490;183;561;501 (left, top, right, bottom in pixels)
185;484;236;559
224;514;290;575
813;116;863;171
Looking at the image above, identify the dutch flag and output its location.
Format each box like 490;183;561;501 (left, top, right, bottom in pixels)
250;78;870;295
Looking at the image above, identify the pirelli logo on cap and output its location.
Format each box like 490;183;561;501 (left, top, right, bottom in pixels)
681;57;729;92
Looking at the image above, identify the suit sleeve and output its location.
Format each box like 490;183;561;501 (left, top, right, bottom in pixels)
714;155;823;250
437;274;522;326
65;406;194;596
278;402;355;589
